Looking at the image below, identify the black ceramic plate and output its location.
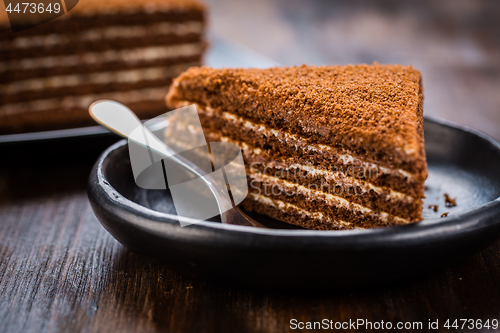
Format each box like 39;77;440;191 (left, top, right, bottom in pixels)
88;117;500;289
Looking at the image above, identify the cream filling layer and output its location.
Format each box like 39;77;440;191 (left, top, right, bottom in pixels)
188;102;415;179
219;110;414;179
0;43;204;72
217;135;414;202
1;63;196;94
248;193;365;229
69;6;201;17
1;21;203;50
249;172;410;225
0;87;168;116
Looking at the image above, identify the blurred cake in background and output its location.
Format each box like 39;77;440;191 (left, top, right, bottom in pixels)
0;0;206;133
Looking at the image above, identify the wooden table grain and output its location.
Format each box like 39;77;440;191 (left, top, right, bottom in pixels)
1;1;500;332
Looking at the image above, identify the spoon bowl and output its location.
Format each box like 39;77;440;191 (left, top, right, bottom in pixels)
89;100;265;228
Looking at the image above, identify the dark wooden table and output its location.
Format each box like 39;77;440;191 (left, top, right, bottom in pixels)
1;1;500;332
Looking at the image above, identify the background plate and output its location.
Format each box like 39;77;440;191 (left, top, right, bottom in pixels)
88;117;500;289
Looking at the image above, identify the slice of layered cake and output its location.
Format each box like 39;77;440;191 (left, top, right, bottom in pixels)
0;0;206;133
166;64;428;230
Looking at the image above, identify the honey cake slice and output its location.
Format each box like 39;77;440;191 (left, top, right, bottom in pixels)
166;64;428;230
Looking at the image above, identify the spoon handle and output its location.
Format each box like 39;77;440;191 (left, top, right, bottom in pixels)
89;100;253;226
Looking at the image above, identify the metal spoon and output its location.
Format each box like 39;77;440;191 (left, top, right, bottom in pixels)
89;100;266;228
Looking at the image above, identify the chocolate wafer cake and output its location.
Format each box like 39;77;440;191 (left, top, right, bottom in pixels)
166;64;428;230
0;0;206;133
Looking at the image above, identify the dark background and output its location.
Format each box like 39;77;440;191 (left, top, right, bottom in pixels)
208;0;500;140
1;0;500;332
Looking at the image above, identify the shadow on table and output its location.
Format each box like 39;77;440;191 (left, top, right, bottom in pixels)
0;134;119;201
